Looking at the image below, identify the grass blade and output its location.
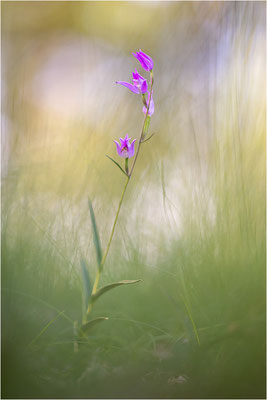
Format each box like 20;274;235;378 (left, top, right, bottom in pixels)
91;279;141;303
141;132;155;143
181;294;200;346
80;257;92;309
28;310;65;347
79;317;109;337
105;155;128;177
88;199;102;269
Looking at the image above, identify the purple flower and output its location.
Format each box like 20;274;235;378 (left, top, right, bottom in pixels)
116;69;148;94
114;134;136;158
143;91;154;116
133;50;154;71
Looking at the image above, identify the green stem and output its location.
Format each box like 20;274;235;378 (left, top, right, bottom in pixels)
86;70;154;320
99;176;130;270
125;158;129;175
86;177;129;317
129;70;153;177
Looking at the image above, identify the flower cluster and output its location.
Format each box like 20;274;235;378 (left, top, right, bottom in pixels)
115;50;154;161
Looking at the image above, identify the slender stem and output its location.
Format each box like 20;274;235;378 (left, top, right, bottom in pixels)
86;177;129;317
99;176;130;270
92;269;100;295
86;268;100;315
129;70;153;177
85;70;154;321
125;158;129;175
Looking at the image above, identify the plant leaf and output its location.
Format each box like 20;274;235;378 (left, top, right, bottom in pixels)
141;132;155;143
79;317;109;337
88;199;102;269
80;258;91;309
91;279;141;303
105;155;128;177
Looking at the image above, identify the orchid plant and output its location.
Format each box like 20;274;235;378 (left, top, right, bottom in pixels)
76;50;154;343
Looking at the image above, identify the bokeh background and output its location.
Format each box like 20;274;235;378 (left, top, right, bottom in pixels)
2;1;266;398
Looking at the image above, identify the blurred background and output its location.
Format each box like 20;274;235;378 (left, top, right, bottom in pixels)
2;1;266;399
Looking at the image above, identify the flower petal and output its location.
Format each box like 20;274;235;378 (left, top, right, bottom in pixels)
132;53;149;71
116;81;140;94
132;69;141;80
141;79;148;94
132;50;153;71
138;50;153;66
128;139;136;158
114;140;123;156
120;134;130;147
120;150;129;159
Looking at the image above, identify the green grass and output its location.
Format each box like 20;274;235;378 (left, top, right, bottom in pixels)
1;2;265;398
2;116;265;397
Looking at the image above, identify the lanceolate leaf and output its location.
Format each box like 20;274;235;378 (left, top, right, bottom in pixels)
88;200;102;269
80;258;91;309
91;280;141;303
141;132;155;143
105;155;128;177
79;317;109;337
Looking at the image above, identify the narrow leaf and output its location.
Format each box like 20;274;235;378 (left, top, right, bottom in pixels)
80;258;91;308
79;317;109;337
28;310;65;347
141;132;155;143
88;199;102;268
91;279;141;303
105;155;128;177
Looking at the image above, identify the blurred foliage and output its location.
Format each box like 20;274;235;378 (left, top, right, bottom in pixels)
2;1;266;399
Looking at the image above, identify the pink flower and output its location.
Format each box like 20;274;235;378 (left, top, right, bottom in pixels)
116;69;148;94
133;50;154;71
114;134;136;158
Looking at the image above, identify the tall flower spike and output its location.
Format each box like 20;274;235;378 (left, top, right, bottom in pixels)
133;50;154;71
143;91;154;116
116;69;148;94
114;134;136;158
